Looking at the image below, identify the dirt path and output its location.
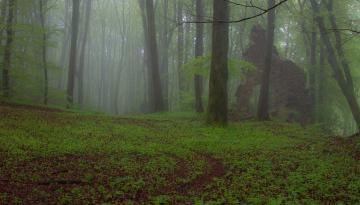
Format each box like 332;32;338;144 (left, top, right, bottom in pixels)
157;151;226;199
176;153;225;194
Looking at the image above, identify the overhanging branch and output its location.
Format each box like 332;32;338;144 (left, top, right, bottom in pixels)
182;0;289;24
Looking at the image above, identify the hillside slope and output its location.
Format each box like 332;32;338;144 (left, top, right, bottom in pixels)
0;104;359;204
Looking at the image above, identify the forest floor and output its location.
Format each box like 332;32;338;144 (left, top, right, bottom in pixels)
0;103;360;205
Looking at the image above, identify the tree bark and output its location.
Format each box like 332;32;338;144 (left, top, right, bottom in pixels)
66;0;80;108
138;0;152;111
207;0;230;125
160;0;169;110
2;0;15;98
257;0;276;121
77;0;92;106
194;0;204;113
310;0;360;131
39;0;48;105
326;0;354;92
144;0;165;112
177;1;184;98
316;42;325;122
309;15;317;122
0;0;7;47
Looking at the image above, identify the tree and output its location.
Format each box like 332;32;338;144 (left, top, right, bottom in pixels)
309;14;317;122
310;0;360;131
194;0;204;113
326;0;354;94
77;0;92;106
66;0;80;108
257;0;276;121
177;1;184;98
0;0;8;46
140;0;165;112
2;0;15;98
207;0;230;125
39;0;48;105
159;0;170;110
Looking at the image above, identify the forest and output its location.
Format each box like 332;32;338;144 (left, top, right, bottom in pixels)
0;0;360;204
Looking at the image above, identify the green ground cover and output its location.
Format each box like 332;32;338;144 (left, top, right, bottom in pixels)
0;103;359;204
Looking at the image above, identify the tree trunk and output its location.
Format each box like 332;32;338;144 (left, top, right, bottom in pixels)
39;0;48;105
194;0;204;113
2;0;15;98
59;0;70;88
138;0;152;111
144;0;164;112
77;0;92;106
207;0;230;125
257;0;276;121
0;0;7;47
177;1;184;99
316;42;325;122
310;0;360;131
66;0;80;108
326;0;354;92
160;0;169;110
309;15;317;122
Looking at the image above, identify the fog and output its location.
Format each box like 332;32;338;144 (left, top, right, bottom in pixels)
2;1;360;203
1;0;360;135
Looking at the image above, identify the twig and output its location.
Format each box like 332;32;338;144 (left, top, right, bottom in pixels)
182;0;289;24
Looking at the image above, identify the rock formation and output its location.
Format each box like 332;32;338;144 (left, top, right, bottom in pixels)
235;25;312;124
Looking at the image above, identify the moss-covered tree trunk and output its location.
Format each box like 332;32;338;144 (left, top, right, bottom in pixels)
2;0;15;98
66;0;80;108
257;0;276;121
78;0;92;107
144;0;165;112
177;1;184;102
207;0;229;125
194;0;204;113
310;0;360;131
309;15;317;122
39;0;48;105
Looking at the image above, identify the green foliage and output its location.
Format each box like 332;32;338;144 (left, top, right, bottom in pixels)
1;105;359;204
183;56;256;81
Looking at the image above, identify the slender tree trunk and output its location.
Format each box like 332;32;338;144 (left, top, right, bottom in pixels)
160;0;169;110
194;0;204;113
77;0;92;106
0;0;7;47
145;0;164;112
2;0;15;98
66;0;80;108
326;0;354;92
207;0;230;125
113;0;127;113
284;22;291;58
310;0;360;131
39;0;48;105
177;1;184;99
316;42;325;122
138;0;152;110
0;0;6;82
257;0;276;121
58;0;70;89
184;10;191;65
309;15;317;122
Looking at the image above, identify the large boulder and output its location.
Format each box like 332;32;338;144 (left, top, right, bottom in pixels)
235;25;312;124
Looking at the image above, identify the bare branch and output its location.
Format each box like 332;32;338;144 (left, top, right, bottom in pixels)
327;28;360;34
224;0;266;12
182;0;290;24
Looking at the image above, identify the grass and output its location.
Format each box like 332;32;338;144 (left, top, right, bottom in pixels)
0;103;359;204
